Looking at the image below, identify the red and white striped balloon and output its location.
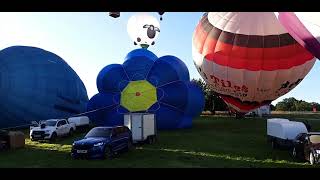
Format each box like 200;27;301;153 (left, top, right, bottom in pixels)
192;12;316;113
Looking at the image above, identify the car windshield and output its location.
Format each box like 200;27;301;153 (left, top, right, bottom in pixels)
85;128;112;138
309;135;320;144
45;120;57;126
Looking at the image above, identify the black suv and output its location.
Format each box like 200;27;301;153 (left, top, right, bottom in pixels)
291;132;320;165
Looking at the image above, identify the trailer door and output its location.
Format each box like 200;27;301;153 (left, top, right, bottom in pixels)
132;114;142;141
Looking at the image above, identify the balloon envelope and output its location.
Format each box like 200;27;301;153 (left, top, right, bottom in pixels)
127;13;160;49
88;49;204;129
0;46;88;128
192;12;316;113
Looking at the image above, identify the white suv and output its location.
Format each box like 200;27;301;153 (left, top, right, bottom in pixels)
30;119;76;142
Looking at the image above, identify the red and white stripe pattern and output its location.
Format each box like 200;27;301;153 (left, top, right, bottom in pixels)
192;12;316;113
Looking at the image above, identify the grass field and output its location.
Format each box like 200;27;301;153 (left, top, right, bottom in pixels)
0;115;320;168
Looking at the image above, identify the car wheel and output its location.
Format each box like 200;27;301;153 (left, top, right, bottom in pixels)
104;146;113;159
147;136;155;144
310;152;316;165
126;139;134;151
292;147;297;158
151;136;156;144
50;132;57;143
69;128;74;136
147;136;152;144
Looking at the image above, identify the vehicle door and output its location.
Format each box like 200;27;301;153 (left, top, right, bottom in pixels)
304;135;313;160
117;127;127;149
125;127;132;141
123;127;131;146
56;121;65;136
62;120;69;135
295;134;306;153
113;127;126;151
110;128;119;150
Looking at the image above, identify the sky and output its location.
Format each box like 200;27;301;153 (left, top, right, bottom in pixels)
0;12;319;105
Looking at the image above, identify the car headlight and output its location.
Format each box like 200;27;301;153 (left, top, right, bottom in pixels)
45;130;50;133
93;142;104;147
316;150;320;154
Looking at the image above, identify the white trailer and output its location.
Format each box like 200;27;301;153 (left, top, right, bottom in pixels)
124;113;156;144
67;116;90;131
267;118;308;149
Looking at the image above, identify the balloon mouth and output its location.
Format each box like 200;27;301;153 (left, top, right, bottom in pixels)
140;44;149;49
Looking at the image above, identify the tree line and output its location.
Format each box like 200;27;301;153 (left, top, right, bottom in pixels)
274;97;320;111
192;78;319;112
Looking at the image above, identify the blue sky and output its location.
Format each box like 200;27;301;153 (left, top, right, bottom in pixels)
0;12;318;105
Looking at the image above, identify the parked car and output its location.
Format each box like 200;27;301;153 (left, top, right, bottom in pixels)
30;119;76;142
291;132;320;165
71;126;133;159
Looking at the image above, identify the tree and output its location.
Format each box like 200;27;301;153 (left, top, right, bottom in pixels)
191;78;228;113
275;97;317;111
275;101;288;111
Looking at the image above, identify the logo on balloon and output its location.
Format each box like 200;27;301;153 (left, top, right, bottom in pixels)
207;74;249;98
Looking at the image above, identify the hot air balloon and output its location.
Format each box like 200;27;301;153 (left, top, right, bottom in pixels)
109;12;120;18
158;12;165;21
276;12;320;60
0;46;89;129
87;49;204;129
192;12;316;115
127;13;160;49
108;12;164;21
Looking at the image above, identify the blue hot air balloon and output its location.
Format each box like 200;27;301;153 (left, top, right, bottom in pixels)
87;48;205;130
0;46;89;129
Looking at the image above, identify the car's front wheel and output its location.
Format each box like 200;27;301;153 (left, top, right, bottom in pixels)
50;132;57;143
310;151;316;165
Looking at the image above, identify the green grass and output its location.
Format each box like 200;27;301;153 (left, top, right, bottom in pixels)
0;116;320;168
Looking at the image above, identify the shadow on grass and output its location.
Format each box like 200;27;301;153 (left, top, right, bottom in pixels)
24;131;87;146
